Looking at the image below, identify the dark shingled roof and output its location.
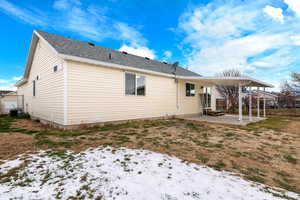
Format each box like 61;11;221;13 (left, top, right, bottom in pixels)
36;30;201;77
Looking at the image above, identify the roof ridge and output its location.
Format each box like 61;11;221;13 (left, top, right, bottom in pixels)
35;30;201;77
36;30;186;68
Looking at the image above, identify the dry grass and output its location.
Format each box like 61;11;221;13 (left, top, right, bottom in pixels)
0;116;299;194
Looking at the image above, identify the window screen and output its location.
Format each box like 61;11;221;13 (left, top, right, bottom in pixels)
136;75;145;96
125;73;136;95
186;83;195;97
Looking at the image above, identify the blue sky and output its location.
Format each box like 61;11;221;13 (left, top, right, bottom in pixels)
0;0;300;91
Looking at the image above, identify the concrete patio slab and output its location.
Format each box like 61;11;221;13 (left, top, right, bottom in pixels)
177;114;266;126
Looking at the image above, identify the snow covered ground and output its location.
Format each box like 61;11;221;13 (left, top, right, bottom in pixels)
0;147;299;200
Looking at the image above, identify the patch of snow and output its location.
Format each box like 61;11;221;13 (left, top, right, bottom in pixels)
0;158;24;174
0;147;298;200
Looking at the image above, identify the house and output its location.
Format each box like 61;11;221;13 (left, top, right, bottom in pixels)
0;90;13;98
251;90;278;108
16;30;272;128
278;91;300;108
0;91;20;115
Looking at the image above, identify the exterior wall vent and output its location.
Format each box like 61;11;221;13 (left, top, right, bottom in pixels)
53;65;58;72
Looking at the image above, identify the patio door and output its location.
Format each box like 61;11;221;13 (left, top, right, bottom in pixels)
200;87;211;115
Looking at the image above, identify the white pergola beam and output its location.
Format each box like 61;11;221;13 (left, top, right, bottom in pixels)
239;83;242;121
249;87;252;121
263;87;266;118
257;87;260;118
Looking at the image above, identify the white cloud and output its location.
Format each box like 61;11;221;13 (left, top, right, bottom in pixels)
65;7;113;42
284;0;300;17
0;79;8;84
115;23;146;47
53;0;70;10
0;77;22;91
163;51;172;60
263;5;284;23
12;76;22;81
290;34;300;45
251;61;273;68
119;45;156;59
0;85;16;91
0;0;46;26
177;0;300;91
115;23;156;59
0;0;153;53
53;0;81;10
57;1;150;47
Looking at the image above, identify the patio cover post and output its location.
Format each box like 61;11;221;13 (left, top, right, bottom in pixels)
257;87;260;118
263;87;266;118
249;87;252;121
239;83;242;121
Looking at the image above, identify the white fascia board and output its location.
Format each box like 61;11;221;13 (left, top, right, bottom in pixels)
177;76;273;88
58;53;273;88
33;30;59;56
59;54;176;78
19;30;60;85
22;33;38;80
15;78;28;87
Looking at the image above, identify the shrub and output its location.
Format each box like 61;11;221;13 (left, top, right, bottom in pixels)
9;109;19;117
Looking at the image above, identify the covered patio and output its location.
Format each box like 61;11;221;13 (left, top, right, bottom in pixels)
177;75;273;125
178;114;265;126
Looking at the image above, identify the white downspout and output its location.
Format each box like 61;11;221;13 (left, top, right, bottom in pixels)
238;83;242;121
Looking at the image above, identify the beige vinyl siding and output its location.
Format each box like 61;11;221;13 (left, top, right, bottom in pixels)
67;61;201;125
177;80;202;115
17;39;64;124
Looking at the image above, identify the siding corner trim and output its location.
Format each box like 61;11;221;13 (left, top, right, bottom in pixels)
63;60;68;125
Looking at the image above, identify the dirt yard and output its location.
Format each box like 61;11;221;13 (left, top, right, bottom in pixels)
0;116;299;194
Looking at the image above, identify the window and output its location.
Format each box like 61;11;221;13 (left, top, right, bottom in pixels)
136;75;145;96
186;83;195;97
53;65;58;72
33;80;36;97
125;73;146;96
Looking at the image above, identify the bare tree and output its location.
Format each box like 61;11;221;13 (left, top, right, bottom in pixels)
282;72;300;92
291;72;300;90
215;69;242;113
278;72;300;108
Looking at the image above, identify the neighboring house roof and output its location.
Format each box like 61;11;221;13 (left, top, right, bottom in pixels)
0;90;13;98
5;91;17;96
36;30;201;77
251;90;278;98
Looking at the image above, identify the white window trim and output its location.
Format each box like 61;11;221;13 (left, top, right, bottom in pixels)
202;86;212;109
125;72;146;96
185;82;196;97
